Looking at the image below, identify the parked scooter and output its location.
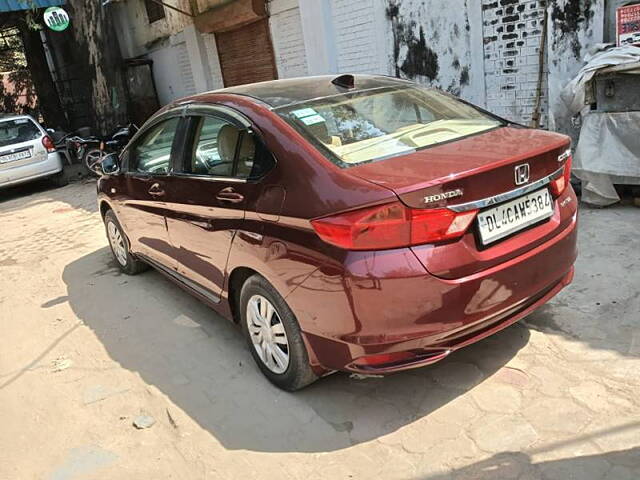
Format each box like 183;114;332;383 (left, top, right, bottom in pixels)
76;124;138;175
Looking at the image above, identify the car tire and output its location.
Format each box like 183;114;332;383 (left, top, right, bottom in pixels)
240;274;318;391
104;210;149;275
50;171;68;188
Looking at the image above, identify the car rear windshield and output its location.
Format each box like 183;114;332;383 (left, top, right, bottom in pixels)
277;86;503;167
0;118;41;148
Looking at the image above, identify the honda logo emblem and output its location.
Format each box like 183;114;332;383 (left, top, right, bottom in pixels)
514;164;530;185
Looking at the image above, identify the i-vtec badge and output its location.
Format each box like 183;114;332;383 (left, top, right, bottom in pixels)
424;189;464;204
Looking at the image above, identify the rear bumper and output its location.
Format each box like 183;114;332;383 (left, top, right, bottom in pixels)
0;152;63;188
287;211;578;375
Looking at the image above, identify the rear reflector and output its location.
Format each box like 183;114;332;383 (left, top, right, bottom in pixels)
311;201;478;250
354;351;416;367
550;152;572;197
42;135;56;153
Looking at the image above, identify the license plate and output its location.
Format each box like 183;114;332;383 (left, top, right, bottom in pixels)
0;149;31;163
477;189;553;245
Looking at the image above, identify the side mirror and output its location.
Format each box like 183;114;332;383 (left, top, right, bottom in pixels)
100;153;120;175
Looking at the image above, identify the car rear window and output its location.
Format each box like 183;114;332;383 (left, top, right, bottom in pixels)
0;118;41;148
277;86;503;167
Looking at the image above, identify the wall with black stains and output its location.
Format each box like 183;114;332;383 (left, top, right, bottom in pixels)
382;0;486;105
547;0;604;139
480;0;603;135
314;0;604;137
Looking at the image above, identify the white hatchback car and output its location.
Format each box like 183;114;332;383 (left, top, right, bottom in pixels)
0;114;65;189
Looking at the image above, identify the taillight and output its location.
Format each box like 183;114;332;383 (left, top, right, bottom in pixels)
411;208;478;245
311;201;478;250
42;135;56;153
550;151;572;197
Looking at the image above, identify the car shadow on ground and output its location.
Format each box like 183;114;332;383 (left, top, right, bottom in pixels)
62;247;531;454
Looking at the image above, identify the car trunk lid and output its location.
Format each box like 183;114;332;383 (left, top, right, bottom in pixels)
347;126;572;279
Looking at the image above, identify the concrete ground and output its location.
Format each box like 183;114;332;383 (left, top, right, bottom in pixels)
0;180;638;480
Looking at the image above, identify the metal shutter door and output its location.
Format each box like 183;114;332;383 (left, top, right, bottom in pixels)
215;19;277;87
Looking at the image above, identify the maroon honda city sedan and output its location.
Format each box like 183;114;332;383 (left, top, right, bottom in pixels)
97;74;577;390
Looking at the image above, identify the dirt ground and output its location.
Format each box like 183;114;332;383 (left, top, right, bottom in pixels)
1;180;639;480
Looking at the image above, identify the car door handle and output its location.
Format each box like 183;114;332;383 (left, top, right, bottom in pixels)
215;187;244;204
148;183;165;197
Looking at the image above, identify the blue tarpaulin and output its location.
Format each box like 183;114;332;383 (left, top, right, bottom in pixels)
0;0;65;13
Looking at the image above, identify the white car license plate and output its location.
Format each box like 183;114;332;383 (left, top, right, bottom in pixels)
477;189;554;245
0;149;31;164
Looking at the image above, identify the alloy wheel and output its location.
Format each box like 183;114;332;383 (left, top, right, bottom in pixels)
246;294;290;374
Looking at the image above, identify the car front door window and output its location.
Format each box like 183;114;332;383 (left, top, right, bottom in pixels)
116;115;181;269
131;117;180;175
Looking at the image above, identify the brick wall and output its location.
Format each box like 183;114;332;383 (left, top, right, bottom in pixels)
330;0;380;74
482;0;548;127
269;0;308;78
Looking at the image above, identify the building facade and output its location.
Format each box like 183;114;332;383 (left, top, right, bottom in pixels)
109;0;606;137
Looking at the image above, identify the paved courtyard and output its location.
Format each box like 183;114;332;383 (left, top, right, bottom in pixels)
0;181;638;479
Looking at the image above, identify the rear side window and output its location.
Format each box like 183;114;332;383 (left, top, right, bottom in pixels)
0;118;41;148
278;86;503;167
130;117;180;174
185;116;256;178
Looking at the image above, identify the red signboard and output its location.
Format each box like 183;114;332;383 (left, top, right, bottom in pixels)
617;3;640;47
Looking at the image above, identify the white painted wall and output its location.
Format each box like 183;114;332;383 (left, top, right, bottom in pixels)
269;0;309;78
148;40;189;105
298;0;338;74
330;0;387;75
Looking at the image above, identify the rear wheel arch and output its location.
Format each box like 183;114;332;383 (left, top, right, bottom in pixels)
227;267;257;323
226;266;294;324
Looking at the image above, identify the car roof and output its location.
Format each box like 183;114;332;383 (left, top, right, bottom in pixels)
194;74;414;109
0;113;37;123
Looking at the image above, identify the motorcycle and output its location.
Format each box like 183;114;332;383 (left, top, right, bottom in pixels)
75;124;138;175
47;127;91;166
